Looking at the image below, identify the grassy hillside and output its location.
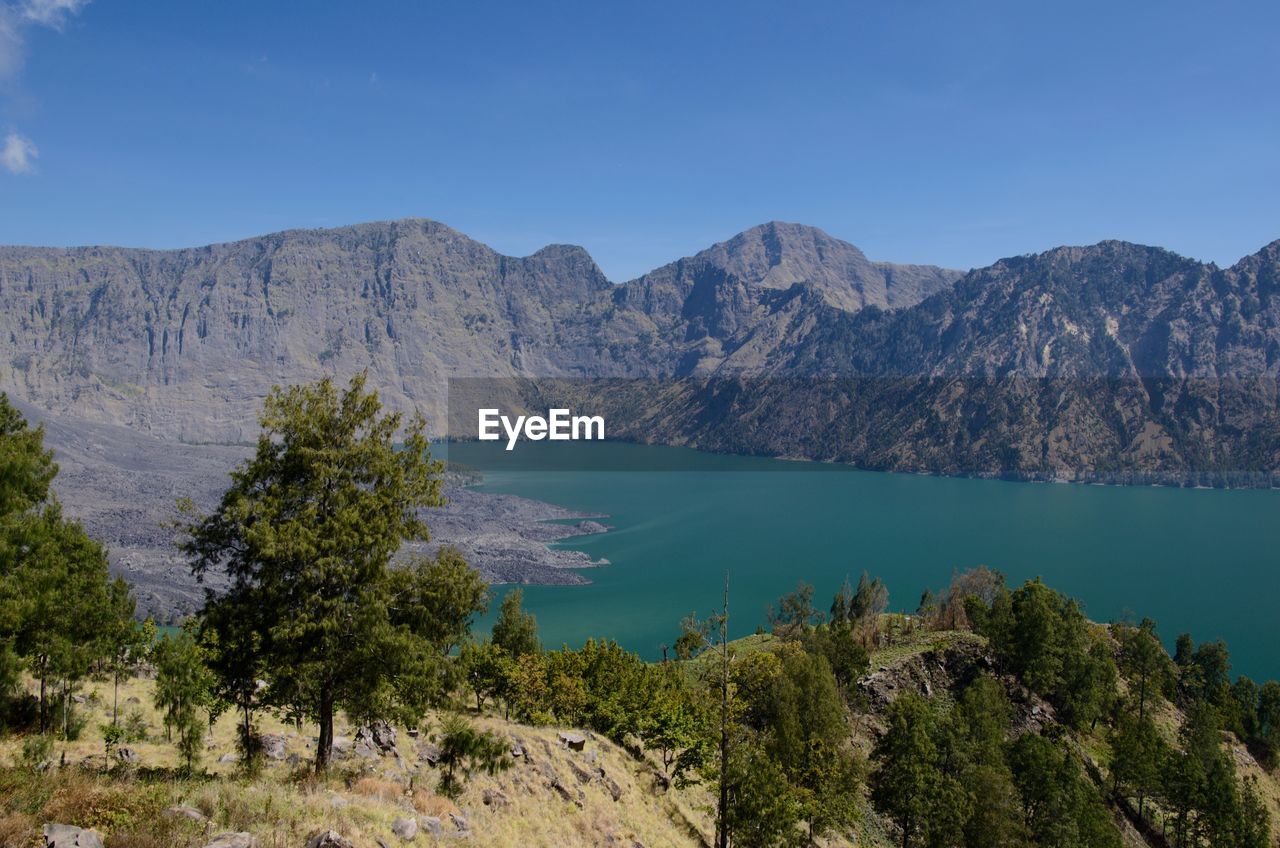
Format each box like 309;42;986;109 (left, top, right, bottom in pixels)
0;671;720;848
5;616;1276;848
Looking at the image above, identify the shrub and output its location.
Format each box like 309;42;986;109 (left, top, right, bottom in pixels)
21;734;53;771
122;708;149;743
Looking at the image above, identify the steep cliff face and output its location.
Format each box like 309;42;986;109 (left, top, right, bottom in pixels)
0;220;615;441
0;219;958;441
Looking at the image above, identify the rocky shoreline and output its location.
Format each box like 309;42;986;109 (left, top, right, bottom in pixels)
17;400;610;623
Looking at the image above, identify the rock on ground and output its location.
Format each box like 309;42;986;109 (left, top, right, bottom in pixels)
43;824;104;848
305;831;355;848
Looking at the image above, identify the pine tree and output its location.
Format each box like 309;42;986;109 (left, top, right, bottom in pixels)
152;629;214;772
183;374;445;769
871;693;945;848
491;588;540;658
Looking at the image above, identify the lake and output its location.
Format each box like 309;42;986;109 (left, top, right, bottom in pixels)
464;442;1280;682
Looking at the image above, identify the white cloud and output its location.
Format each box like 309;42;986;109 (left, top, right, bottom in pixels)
1;130;37;173
19;0;89;29
0;5;25;81
0;0;87;176
0;0;88;82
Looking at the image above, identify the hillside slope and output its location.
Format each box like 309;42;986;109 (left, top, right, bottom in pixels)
4;625;1275;848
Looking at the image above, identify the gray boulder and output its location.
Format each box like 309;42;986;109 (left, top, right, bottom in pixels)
261;734;287;760
305;831;354;848
420;817;444;838
371;720;398;752
557;731;586;751
391;816;418;841
417;742;441;765
354;721;397;758
43;824;104;848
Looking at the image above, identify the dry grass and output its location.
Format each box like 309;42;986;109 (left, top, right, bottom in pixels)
0;673;720;848
409;790;459;818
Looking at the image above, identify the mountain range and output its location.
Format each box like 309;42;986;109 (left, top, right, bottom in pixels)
3;219;1277;484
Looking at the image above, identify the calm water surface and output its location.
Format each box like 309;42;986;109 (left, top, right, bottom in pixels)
465;443;1280;681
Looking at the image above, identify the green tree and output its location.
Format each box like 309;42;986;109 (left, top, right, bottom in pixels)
183;374;445;769
491;588;540;658
152;628;214;772
101;578;146;726
640;673;712;783
1114;617;1173;723
1255;680;1280;763
1236;777;1272;848
769;581;820;639
1188;639;1232;705
800;623;869;696
984;579;1116;729
385;546;489;655
435;711;511;798
505;651;551;723
723;739;804;848
830;575;855;625
1009;732;1121;848
198;582;267;767
0;393;57;518
2;396;134;735
871;693;953;848
674;611;712;660
458;639;512;711
850;571;889;622
6;505;119;734
936;676;1024;848
1109;708;1166;819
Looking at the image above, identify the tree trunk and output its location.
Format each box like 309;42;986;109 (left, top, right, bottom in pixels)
716;572;730;848
38;670;47;734
316;684;334;771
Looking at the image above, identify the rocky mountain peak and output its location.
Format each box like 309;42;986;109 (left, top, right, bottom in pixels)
626;222;960;314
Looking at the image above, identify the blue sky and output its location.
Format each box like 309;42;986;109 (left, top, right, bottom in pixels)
1;0;1277;280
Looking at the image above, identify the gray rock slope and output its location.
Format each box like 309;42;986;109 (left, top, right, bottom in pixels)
0;219;958;442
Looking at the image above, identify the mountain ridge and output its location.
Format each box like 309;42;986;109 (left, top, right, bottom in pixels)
1;218;1278;484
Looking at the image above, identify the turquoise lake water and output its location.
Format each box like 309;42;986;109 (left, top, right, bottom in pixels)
465;442;1280;682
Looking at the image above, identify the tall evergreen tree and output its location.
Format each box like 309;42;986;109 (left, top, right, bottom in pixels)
2;394;135;732
491;588;540;658
872;693;957;848
183;374;445;769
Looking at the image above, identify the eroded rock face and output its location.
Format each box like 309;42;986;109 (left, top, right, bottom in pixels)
0;219;954;445
859;637;994;713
